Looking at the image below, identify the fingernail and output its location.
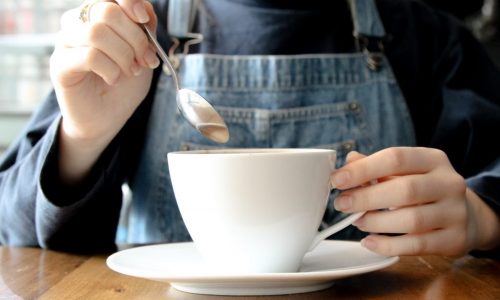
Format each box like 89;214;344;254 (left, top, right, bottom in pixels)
346;151;359;162
330;171;350;189
131;63;143;76
109;76;120;86
134;2;150;23
353;217;363;227
361;237;377;251
334;195;352;211
144;48;160;69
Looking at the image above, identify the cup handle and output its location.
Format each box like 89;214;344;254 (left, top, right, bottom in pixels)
308;211;365;251
308;151;367;251
309;151;366;251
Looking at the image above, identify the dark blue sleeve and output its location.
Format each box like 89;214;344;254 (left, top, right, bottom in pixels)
377;0;500;257
430;26;500;212
0;91;61;247
437;88;500;214
382;0;500;213
427;9;500;257
0;62;161;253
0;91;123;253
0;0;163;252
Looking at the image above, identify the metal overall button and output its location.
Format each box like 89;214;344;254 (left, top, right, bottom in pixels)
356;34;385;71
366;52;384;71
341;141;355;152
349;102;361;112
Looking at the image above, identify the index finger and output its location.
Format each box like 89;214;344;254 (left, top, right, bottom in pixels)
330;147;449;190
115;0;150;23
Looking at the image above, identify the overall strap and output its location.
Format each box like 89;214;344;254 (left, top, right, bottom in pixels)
349;0;386;38
168;0;200;38
166;0;203;70
349;0;387;70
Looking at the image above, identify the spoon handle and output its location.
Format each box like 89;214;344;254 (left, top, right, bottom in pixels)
142;24;180;90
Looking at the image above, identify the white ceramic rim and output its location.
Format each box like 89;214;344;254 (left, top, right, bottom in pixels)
168;148;336;156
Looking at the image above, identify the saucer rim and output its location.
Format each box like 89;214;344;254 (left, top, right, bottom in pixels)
107;240;399;282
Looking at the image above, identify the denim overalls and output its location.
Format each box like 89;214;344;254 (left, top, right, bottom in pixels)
122;0;416;244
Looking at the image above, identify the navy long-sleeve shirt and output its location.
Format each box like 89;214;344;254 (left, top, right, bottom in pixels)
1;0;499;254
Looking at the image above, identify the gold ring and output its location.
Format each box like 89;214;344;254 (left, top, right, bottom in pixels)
79;0;100;23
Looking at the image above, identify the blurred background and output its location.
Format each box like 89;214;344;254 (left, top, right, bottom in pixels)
0;0;499;154
423;0;500;66
0;0;80;153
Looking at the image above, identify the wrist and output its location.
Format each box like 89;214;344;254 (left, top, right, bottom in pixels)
466;188;500;252
60;117;117;147
58;119;115;186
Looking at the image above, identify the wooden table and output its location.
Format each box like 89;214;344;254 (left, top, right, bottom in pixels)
1;246;499;299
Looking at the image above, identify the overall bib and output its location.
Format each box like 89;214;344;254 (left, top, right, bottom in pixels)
123;0;416;244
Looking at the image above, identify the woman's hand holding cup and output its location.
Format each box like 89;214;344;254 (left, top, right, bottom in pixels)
332;147;500;257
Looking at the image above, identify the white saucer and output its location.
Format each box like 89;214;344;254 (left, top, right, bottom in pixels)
106;241;398;296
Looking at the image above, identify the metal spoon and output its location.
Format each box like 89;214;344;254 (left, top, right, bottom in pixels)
142;24;229;144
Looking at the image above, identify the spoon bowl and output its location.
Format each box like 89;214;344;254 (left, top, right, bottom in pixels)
142;24;229;143
177;89;229;143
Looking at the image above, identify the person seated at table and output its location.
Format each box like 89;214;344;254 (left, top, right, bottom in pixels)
0;0;499;257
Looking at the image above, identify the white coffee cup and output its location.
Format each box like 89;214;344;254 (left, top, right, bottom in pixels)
167;148;364;274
